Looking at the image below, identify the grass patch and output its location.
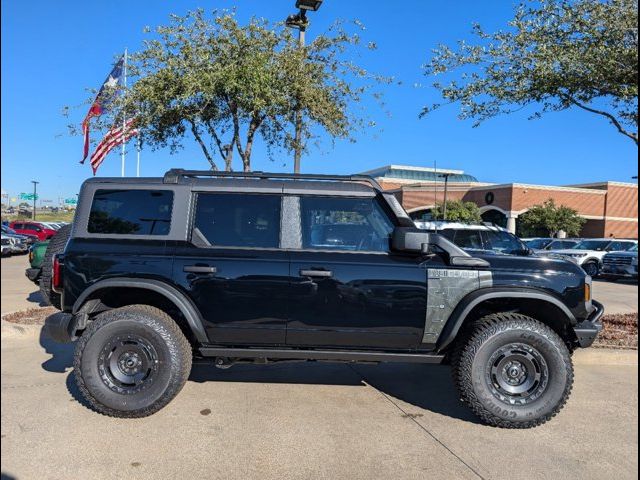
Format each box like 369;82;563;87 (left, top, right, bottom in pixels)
2;211;75;223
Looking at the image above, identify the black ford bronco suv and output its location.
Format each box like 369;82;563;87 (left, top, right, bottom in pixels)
46;169;603;428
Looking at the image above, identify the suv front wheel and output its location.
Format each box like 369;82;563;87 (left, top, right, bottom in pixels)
452;313;573;428
73;305;192;418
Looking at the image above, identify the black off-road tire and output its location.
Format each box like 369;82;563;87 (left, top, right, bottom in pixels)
39;224;72;309
452;312;573;429
73;305;192;418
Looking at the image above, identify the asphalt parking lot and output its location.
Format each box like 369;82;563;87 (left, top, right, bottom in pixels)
1;253;638;479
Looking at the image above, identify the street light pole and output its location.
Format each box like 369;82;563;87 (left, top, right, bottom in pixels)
286;0;323;174
439;173;451;221
31;180;39;220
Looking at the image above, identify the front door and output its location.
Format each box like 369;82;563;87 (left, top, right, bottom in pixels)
287;196;427;350
172;192;290;346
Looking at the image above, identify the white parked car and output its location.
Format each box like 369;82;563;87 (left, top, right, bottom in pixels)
414;221;530;256
523;238;581;253
542;238;638;277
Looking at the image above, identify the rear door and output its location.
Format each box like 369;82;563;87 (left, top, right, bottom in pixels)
172;192;290;346
286;195;427;349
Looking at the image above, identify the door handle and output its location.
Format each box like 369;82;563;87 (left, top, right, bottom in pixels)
184;265;217;274
299;269;333;278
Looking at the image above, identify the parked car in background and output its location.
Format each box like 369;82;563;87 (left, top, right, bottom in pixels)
1;233;28;255
601;244;638;280
1;237;12;256
38;222;61;231
415;221;531;256
8;221;57;241
25;240;50;284
542;238;638;277
1;224;38;245
524;238;581;253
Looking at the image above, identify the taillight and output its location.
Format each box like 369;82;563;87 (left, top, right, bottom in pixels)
52;255;64;293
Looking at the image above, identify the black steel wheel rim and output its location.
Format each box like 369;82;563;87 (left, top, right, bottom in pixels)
97;334;159;395
486;343;549;406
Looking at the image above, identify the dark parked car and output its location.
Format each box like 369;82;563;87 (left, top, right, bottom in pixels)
45;169;603;428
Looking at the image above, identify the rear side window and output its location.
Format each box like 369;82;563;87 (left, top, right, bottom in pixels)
300;197;394;252
453;230;484;250
88;189;173;235
193;193;281;248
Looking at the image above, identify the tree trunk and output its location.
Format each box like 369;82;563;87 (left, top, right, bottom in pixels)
189;121;218;171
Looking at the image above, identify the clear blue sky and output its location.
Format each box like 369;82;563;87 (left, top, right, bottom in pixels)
1;0;637;202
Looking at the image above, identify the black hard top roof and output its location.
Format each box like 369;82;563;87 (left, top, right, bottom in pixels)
83;169;382;196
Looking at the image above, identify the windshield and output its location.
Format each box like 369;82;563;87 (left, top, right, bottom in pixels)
629;244;638;252
525;238;552;249
573;240;610;251
484;230;526;255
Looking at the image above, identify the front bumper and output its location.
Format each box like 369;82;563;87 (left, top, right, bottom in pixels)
25;267;41;283
572;300;604;348
601;265;638;279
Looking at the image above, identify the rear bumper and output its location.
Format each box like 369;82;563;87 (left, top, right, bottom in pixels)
572;300;604;348
25;267;41;283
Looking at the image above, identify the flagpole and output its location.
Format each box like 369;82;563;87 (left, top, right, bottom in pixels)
136;135;141;177
121;48;128;177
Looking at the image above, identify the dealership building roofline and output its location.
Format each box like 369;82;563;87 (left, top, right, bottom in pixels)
363;164;638;239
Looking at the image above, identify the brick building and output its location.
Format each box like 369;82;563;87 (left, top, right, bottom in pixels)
362;165;638;239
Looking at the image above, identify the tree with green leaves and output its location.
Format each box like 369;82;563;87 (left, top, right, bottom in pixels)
519;199;586;237
422;0;638;145
78;10;387;172
432;200;482;223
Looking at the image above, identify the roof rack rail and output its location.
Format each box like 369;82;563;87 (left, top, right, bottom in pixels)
162;168;382;191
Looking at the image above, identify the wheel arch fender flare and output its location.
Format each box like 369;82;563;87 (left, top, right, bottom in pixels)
435;288;577;353
72;278;208;343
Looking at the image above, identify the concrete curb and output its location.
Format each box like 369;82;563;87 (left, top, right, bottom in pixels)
1;317;637;366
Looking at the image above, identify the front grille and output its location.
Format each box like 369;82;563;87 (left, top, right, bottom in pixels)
603;255;634;266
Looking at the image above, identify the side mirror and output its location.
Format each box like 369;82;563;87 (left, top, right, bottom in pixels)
392;227;431;253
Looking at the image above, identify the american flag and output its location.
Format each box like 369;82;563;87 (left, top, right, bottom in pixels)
81;56;125;164
90;119;138;175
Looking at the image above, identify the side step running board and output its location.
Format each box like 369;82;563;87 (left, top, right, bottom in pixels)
199;347;445;364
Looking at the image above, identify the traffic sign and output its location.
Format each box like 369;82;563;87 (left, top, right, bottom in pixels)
64;198;78;205
19;193;38;201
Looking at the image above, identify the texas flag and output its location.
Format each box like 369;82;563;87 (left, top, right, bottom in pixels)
81;56;125;164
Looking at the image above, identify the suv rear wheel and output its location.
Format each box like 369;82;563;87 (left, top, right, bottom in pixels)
73;305;192;418
452;312;573;428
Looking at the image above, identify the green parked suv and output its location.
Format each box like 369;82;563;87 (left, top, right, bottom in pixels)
26;240;49;283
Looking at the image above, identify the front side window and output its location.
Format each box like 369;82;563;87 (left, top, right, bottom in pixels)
88;189;173;235
483;230;525;255
300;197;394;252
193;193;281;248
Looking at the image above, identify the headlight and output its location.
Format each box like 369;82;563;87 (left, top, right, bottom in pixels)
632;257;639;267
568;253;587;258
